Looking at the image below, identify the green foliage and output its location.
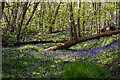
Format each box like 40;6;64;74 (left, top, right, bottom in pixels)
59;62;108;78
109;65;120;77
70;36;118;50
17;45;39;52
2;38;120;78
2;2;120;78
35;31;69;42
2;48;54;78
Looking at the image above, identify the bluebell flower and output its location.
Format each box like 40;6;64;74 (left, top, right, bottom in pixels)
13;69;16;71
115;76;118;78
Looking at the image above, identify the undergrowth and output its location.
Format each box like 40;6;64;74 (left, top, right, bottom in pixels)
2;36;120;78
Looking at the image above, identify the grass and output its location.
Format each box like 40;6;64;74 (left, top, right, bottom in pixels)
59;61;108;78
16;45;40;52
2;35;120;78
109;65;120;78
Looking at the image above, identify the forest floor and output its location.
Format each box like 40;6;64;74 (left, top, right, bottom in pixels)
2;33;120;78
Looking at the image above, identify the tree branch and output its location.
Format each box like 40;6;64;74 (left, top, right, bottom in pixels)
25;2;39;25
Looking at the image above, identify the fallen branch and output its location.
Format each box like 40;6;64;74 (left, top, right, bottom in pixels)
44;30;120;51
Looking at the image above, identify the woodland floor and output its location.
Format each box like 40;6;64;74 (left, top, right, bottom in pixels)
2;32;120;78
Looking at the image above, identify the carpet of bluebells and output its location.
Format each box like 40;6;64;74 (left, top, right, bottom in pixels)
2;36;120;78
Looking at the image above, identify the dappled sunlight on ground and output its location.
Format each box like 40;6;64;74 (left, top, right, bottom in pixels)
2;38;120;78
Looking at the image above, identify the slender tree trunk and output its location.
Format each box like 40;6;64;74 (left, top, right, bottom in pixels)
107;2;110;26
95;3;98;34
42;2;45;29
2;2;19;45
49;2;62;33
69;2;77;39
7;3;11;22
38;4;42;28
69;2;74;39
0;2;2;78
92;3;96;34
10;3;19;32
116;2;118;27
65;3;68;30
91;3;93;35
6;2;18;32
77;2;81;38
2;3;10;45
72;3;77;39
98;2;101;34
22;2;39;30
104;3;107;27
118;2;120;58
25;2;39;25
94;3;97;34
2;2;5;12
17;3;23;24
110;3;114;20
83;2;85;36
118;2;120;30
92;2;96;34
17;2;28;43
19;2;39;40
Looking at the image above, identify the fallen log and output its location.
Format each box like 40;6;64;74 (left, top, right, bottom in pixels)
44;30;120;51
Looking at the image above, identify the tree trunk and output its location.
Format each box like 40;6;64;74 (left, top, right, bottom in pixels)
115;2;118;27
49;2;62;33
77;2;81;38
20;2;39;39
104;3;107;27
92;2;96;34
69;2;77;39
44;30;120;51
26;2;39;25
118;2;120;30
94;2;97;34
98;2;101;34
82;2;85;36
2;3;18;44
91;2;94;35
0;2;2;78
10;3;19;32
17;2;28;42
2;2;5;12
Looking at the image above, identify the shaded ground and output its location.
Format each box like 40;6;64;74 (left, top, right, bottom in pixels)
2;37;120;78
